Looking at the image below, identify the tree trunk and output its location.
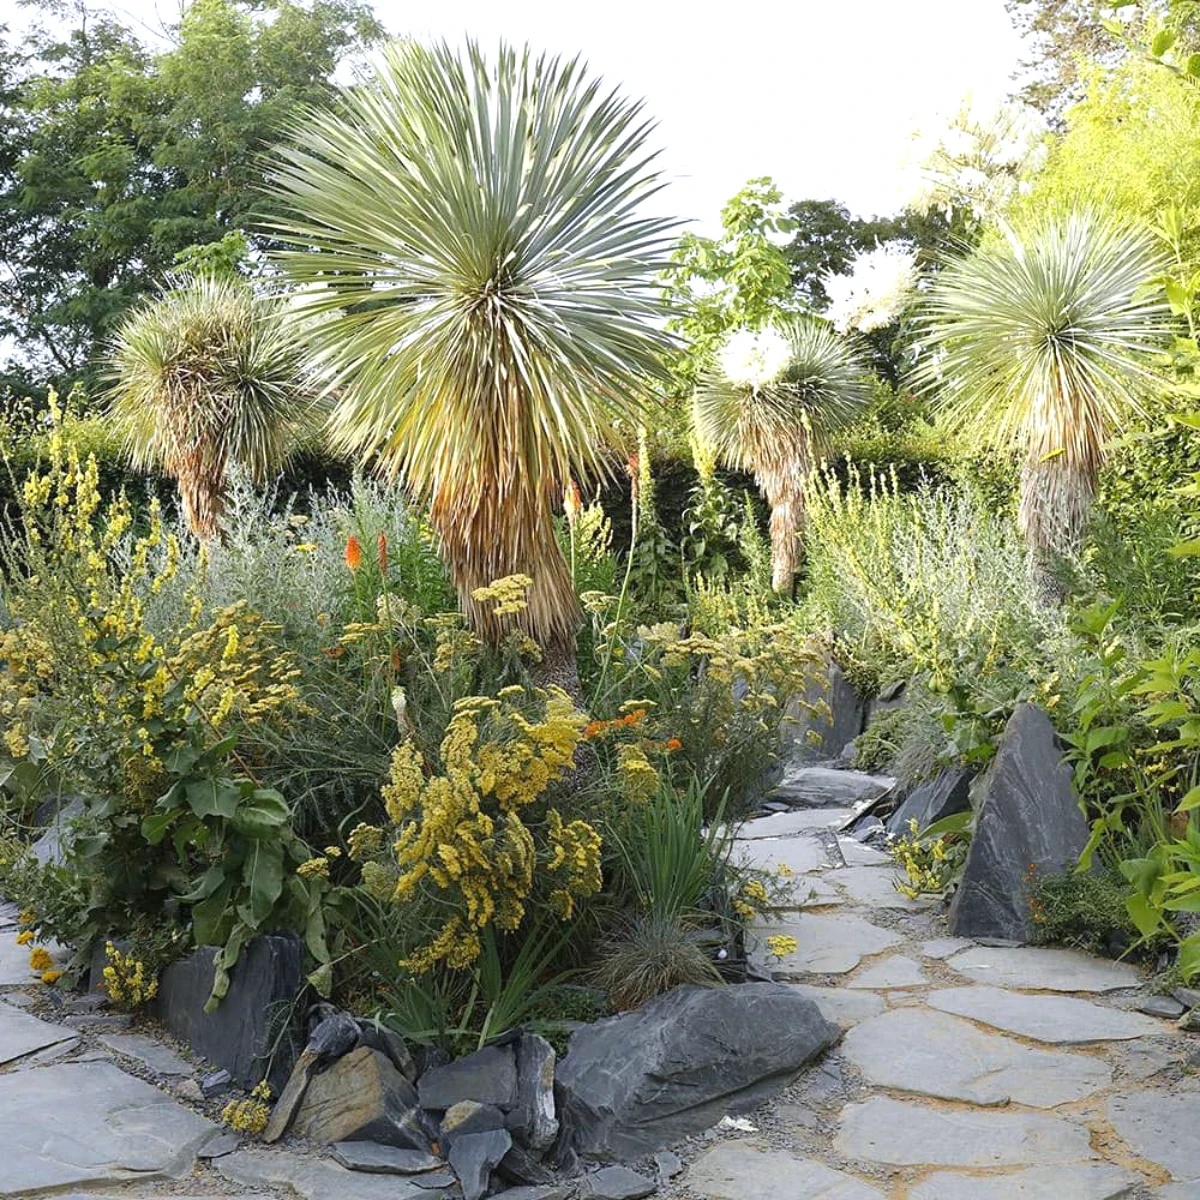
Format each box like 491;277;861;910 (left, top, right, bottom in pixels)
1018;454;1096;603
530;635;584;706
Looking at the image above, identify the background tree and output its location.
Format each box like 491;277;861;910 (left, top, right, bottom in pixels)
108;274;320;536
0;0;381;395
915;207;1169;581
695;318;871;593
266;40;675;681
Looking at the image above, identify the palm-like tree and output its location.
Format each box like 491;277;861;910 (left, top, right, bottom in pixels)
109;275;319;538
264;40;674;677
695;317;871;593
915;207;1168;569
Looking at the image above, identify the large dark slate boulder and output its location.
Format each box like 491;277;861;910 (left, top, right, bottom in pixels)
886;769;973;837
949;705;1087;942
782;659;864;765
555;983;838;1161
153;935;304;1089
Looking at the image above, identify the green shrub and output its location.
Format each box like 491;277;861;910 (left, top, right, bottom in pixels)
1029;868;1161;958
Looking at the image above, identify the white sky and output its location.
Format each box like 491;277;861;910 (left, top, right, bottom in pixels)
12;0;1030;229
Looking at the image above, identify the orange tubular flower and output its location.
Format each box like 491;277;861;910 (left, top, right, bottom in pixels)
563;479;583;526
378;532;389;575
665;737;682;751
345;535;363;572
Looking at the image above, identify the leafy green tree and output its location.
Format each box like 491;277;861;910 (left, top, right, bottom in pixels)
915;207;1169;578
108;274;320;536
660;178;795;397
266;40;674;681
695;318;870;593
0;0;380;393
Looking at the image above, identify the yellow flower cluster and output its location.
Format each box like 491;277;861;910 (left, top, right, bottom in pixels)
221;1081;272;1134
377;688;602;973
101;941;158;1009
427;613;482;673
616;744;659;802
347;822;384;861
890;819;964;900
0;427;302;806
733;878;769;919
28;946;53;972
766;934;798;959
296;857;329;880
471;573;533;616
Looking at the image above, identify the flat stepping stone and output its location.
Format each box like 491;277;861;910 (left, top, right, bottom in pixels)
0;1060;216;1193
220;1148;453;1198
788;985;886;1028
846;955;927;989
927;986;1163;1044
945;945;1141;993
921;937;974;960
684;1139;884;1199
736;836;831;877
332;1142;443;1174
907;1163;1143;1199
0;935;66;986
835;1096;1095;1167
828;867;934;910
738;809;853;838
836;838;893;867
0;1000;76;1066
1108;1090;1200;1188
99;1032;194;1076
841;1009;1111;1107
771;767;893;809
750;912;902;976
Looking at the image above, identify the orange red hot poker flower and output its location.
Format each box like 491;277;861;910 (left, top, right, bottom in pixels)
345;535;363;572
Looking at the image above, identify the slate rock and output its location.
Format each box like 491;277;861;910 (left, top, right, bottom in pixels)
1107;1089;1200;1186
787;983;886;1028
332;1141;443;1175
555;982;838;1161
748;911;902;976
1137;995;1186;1019
770;766;892;810
202;1068;234;1097
945;944;1141;992
949;705;1087;942
441;1099;506;1147
448;1127;512;1200
498;1188;575;1200
219;1148;454;1198
418;1043;518;1110
654;1150;682;1180
154;934;304;1090
357;1020;417;1081
1172;986;1200;1008
886;768;972;837
508;1033;558;1152
292;1045;432;1150
307;1011;361;1059
581;1165;657;1199
781;659;864;763
497;1141;559;1186
98;1031;193;1076
0;999;76;1066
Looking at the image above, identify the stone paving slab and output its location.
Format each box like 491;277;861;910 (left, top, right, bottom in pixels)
907;1163;1143;1199
0;1060;216;1194
921;937;974;960
1107;1090;1200;1188
927;986;1163;1043
219;1148;455;1198
750;912;902;976
846;955;927;990
99;1031;195;1076
834;1096;1096;1167
683;1139;885;1199
735;836;832;877
787;985;886;1028
826;867;934;910
841;1008;1111;1108
836;838;892;867
0;999;77;1065
0;935;67;986
737;810;854;838
945;945;1142;992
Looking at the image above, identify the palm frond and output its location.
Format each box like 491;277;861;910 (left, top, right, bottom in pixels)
263;39;676;646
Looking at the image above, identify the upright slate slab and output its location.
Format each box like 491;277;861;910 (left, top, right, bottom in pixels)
782;658;864;764
949;705;1086;942
555;982;838;1161
886;768;972;837
153;934;303;1089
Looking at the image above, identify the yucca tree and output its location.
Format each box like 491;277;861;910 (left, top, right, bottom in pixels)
915;207;1169;572
695;317;871;593
264;40;675;680
109;275;319;538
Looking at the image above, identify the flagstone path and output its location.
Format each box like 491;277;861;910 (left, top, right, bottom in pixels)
0;775;1194;1197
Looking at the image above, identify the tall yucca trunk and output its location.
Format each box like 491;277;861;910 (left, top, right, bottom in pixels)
430;474;581;687
754;436;810;595
175;445;225;540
